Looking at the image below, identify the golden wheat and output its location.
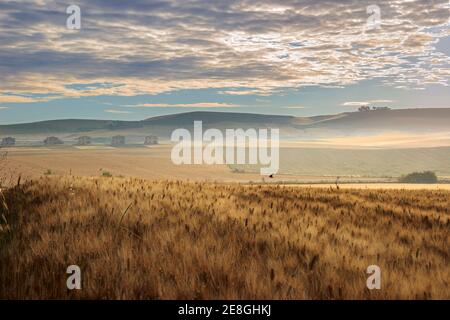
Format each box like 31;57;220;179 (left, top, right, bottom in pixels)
0;176;449;299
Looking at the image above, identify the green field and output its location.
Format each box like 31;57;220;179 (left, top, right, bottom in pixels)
230;146;450;178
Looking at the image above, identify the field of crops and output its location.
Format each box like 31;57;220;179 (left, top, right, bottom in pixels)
1;176;449;299
231;146;450;178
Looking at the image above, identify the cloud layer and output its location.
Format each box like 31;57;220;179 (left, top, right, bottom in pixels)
0;0;449;99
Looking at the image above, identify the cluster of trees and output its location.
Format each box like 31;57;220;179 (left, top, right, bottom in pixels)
358;106;391;112
399;171;438;184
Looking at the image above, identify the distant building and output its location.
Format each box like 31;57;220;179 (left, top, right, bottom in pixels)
358;106;371;112
144;135;158;145
1;137;15;146
44;136;63;145
372;106;391;111
358;106;391;112
77;136;92;146
111;135;125;146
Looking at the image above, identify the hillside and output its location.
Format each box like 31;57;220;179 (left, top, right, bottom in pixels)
0;119;138;135
0;109;449;140
0;111;294;138
303;108;450;133
143;111;294;126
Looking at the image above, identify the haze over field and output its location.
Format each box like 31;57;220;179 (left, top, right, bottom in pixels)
1;108;450;143
1;108;450;183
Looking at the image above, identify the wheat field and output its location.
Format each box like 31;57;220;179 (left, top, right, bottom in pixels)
0;176;449;299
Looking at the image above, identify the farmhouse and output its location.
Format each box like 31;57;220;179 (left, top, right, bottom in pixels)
44;136;63;145
1;137;15;146
77;136;92;146
144;135;158;145
111;135;125;146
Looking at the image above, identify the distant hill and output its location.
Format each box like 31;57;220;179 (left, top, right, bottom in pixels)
0;119;138;135
303;108;450;133
0;112;293;134
143;111;294;127
1;109;449;141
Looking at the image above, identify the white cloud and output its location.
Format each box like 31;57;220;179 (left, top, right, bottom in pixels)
341;100;396;106
0;0;448;98
283;105;309;109
104;109;131;114
0;95;54;104
218;90;270;96
123;102;240;108
369;100;396;104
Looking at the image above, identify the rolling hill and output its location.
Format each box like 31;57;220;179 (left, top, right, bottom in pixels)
303;108;450;133
0;108;449;141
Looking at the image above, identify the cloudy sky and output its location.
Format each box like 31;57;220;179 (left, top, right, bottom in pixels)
0;0;449;124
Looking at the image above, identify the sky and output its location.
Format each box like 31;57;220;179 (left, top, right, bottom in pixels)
0;0;449;124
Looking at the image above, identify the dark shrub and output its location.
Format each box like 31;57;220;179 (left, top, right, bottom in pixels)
399;171;438;184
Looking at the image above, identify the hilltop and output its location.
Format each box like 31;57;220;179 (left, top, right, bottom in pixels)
0;108;449;141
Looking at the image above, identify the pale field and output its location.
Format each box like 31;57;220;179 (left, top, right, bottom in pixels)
0;145;352;184
1;145;250;182
283;132;450;148
232;146;450;177
1;144;449;189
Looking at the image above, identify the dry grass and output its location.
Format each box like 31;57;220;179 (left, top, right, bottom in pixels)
0;176;449;299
